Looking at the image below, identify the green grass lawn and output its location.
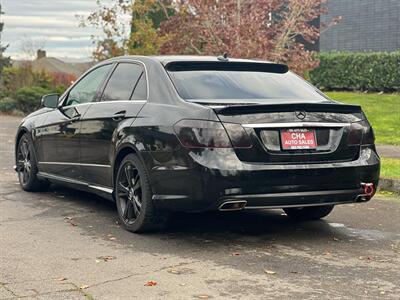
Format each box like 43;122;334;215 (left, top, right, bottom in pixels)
380;157;400;179
326;92;400;145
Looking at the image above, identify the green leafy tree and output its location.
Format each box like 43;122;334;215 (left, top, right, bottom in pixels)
80;0;173;60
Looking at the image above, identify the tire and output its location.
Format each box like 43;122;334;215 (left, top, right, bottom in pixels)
115;154;169;233
16;133;49;192
283;205;334;221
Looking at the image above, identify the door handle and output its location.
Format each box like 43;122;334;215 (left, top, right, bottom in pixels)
112;110;127;121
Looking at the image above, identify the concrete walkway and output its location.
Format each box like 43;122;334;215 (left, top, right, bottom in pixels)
377;145;400;159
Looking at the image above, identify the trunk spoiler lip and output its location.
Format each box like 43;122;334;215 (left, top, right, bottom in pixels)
202;102;362;115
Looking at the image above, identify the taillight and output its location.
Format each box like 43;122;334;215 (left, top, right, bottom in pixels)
223;123;252;149
347;121;375;145
362;124;375;145
347;123;363;145
174;119;232;148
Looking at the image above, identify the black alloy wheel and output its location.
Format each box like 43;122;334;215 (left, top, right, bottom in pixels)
115;154;169;233
17;138;32;186
117;162;143;224
16;134;48;191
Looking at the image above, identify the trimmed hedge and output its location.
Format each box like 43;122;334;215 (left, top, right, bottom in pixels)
310;52;400;92
15;86;52;113
0;97;17;112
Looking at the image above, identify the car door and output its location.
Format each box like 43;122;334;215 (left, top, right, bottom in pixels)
79;61;148;188
35;63;113;180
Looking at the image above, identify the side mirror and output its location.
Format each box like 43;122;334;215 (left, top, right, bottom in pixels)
41;94;59;108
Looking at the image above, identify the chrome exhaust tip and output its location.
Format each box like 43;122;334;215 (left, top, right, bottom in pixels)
355;182;376;202
218;200;247;211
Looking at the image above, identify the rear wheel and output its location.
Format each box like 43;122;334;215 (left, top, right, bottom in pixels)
115;154;169;233
283;205;334;221
16;133;49;191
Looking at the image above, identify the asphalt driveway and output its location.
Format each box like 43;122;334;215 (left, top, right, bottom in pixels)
1;115;399;299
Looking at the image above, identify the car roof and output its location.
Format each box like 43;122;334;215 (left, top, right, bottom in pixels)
106;55;274;66
150;55;273;65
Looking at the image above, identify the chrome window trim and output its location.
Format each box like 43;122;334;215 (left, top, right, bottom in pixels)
58;59;150;109
91;100;147;105
59;102;92;110
38;162;111;168
242;122;350;128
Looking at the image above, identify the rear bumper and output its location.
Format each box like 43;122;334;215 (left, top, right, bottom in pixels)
148;145;380;212
218;189;367;210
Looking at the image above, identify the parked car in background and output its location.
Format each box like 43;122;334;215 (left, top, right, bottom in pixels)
14;56;380;232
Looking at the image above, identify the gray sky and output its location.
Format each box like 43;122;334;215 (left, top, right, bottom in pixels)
1;0;118;61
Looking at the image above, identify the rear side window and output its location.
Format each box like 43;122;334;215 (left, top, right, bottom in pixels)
101;63;146;101
167;62;327;102
131;73;147;100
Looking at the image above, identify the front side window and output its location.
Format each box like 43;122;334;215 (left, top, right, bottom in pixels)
167;63;327;102
101;63;146;101
64;64;112;106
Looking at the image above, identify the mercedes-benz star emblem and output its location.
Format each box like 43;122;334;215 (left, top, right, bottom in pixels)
295;111;307;120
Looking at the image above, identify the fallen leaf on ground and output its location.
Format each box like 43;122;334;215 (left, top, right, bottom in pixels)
69;222;78;227
109;237;116;241
167;269;180;274
195;294;211;299
80;285;89;290
333;237;340;242
97;255;116;262
55;277;67;281
264;269;276;275
144;281;157;286
232;252;240;256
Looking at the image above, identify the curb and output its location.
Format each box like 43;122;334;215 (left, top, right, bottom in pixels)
379;178;400;193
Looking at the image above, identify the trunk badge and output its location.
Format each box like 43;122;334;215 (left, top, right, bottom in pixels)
295;111;307;120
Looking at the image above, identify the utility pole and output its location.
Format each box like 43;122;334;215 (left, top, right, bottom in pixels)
236;0;241;49
0;4;3;49
236;0;241;25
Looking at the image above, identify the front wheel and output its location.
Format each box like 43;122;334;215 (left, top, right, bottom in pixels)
115;154;169;233
16;133;49;191
283;205;334;221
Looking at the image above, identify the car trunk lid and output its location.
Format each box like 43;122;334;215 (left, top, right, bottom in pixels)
203;101;364;163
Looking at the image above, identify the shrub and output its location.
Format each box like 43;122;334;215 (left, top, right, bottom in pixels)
1;65;53;98
15;86;51;113
310;52;400;92
0;97;17;112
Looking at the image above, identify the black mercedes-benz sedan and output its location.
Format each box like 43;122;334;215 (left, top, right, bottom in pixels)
14;55;380;232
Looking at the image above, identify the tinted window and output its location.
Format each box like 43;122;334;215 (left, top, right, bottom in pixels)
168;70;327;101
131;72;147;100
65;64;112;106
102;63;144;101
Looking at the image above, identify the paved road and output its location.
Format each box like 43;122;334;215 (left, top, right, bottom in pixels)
1;115;399;300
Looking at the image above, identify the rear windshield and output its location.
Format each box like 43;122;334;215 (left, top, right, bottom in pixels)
167;63;327;102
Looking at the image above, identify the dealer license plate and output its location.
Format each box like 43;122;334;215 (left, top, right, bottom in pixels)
280;129;317;150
